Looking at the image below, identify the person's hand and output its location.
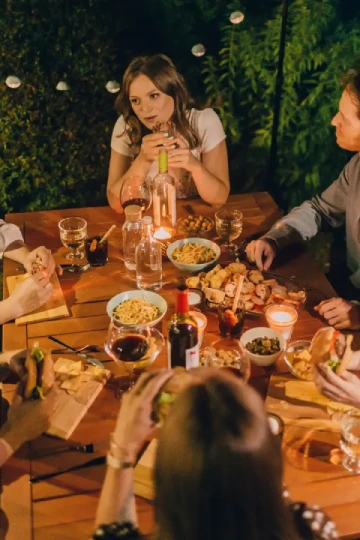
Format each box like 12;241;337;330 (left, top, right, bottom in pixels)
138;133;170;164
245;238;277;271
314;298;360;330
24;246;62;278
113;370;173;460
313;364;360;409
0;387;58;452
8;272;53;318
167;136;199;172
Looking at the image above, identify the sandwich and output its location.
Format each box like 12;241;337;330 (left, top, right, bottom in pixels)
153;368;196;424
309;327;353;375
24;342;55;400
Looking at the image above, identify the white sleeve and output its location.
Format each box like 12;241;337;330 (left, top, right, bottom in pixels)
0;220;24;257
197;108;226;154
110;116;133;157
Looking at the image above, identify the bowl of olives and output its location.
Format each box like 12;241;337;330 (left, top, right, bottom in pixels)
177;215;214;238
240;327;285;366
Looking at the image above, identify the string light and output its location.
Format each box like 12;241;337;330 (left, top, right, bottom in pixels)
230;11;244;24
56;81;70;91
5;76;21;88
191;44;206;57
106;80;120;93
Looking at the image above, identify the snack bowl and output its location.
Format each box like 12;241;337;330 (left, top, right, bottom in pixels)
200;338;251;382
284;339;312;381
177;215;214;239
240;327;285;367
106;290;167;327
167;238;221;272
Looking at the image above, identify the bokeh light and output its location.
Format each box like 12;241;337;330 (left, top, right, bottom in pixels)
5;76;21;89
230;11;244;24
106;80;120;93
191;44;206;57
56;81;70;91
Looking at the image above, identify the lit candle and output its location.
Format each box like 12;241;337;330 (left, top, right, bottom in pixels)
154;227;172;240
189;311;208;348
265;304;298;342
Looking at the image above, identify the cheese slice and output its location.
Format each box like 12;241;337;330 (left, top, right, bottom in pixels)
86;365;111;382
54;358;82;376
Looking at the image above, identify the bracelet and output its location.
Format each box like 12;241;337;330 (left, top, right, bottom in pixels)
107;432;136;469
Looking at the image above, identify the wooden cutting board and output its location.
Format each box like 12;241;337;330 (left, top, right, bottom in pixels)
48;375;106;440
6;272;69;325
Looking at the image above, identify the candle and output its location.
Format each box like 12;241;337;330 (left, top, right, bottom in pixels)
189;311;207;348
265;304;298;342
154;226;172;240
189;290;203;307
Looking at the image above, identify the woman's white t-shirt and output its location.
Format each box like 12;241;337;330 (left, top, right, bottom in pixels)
110;108;226;198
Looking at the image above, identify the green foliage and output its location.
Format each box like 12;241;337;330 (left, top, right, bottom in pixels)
202;0;360;207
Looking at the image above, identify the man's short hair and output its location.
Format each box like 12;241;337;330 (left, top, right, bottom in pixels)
342;65;360;118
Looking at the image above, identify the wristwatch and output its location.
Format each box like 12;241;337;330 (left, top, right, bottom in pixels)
106;433;135;470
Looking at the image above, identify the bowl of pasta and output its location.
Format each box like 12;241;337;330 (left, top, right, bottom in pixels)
167;238;221;272
106;290;167;327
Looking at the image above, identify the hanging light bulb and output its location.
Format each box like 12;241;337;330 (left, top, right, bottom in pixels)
229;11;245;24
56;81;70;91
191;44;206;57
5;76;21;89
106;80;120;93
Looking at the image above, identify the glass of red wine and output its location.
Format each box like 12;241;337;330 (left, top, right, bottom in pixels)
104;316;165;393
120;176;152;212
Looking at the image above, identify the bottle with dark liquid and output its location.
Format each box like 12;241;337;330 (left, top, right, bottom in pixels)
168;285;199;369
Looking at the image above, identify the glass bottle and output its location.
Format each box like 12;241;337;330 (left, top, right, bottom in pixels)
135;216;162;291
122;205;143;270
168;284;199;369
152;148;176;237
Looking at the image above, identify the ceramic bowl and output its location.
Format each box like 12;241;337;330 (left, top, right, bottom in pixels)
240;327;285;366
167;238;220;272
106;290;167;327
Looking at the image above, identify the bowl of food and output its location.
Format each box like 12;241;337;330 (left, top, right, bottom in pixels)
167;238;220;272
200;338;251;382
240;327;285;366
284;340;312;380
106;290;167;327
177;215;214;238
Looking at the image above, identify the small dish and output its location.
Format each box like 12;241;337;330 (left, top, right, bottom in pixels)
200;338;251;382
167;238;221;272
177;215;214;239
106;290;167;327
284;339;312;381
240;327;285;367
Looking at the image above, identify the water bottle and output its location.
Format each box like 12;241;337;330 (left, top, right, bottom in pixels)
135;216;162;291
122;205;143;270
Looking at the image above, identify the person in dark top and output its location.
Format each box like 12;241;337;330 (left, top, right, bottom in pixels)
93;369;338;540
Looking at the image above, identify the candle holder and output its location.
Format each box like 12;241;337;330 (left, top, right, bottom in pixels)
153;226;174;241
265;304;298;342
189;310;207;347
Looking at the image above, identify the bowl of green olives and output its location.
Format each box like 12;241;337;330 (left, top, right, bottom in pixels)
177;215;214;238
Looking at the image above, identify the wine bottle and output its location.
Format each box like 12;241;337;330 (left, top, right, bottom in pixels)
168;285;199;369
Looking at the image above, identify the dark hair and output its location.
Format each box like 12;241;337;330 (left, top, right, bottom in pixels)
115;54;200;154
154;372;299;540
342;65;360;118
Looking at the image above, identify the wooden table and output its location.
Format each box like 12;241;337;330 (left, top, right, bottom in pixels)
1;193;360;539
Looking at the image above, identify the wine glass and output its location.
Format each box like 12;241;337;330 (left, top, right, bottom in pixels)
215;208;243;252
104;316;165;393
58;217;87;261
120;176;152;212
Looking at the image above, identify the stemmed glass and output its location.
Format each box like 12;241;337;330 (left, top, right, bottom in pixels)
215;208;243;252
104;315;164;394
120;176;152;212
58;217;87;261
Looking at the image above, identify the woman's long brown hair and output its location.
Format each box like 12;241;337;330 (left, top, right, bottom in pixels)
154;372;300;540
115;54;200;154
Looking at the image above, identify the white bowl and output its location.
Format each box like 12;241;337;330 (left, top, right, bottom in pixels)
167;238;221;272
240;327;285;366
106;290;167;327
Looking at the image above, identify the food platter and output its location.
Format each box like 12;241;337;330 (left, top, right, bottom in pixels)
185;262;306;315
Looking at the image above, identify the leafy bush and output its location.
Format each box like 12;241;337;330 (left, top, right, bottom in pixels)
202;0;360;207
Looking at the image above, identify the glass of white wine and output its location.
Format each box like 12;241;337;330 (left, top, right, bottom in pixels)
58;217;87;261
340;410;360;473
215;208;243;252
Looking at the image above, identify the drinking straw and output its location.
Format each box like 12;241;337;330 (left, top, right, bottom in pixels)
232;275;244;312
99;224;116;244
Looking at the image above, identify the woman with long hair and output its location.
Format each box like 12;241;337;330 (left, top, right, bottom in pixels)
107;55;229;211
93;369;338;540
